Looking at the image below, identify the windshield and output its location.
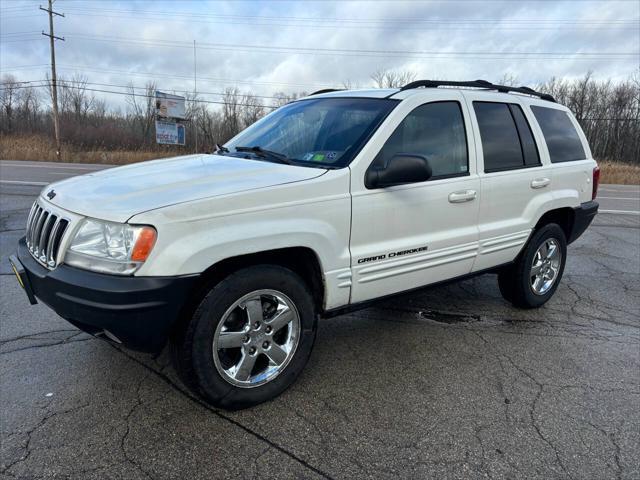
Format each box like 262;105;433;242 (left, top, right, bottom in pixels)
224;97;398;168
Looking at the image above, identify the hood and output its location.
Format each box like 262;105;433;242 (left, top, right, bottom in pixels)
45;154;326;223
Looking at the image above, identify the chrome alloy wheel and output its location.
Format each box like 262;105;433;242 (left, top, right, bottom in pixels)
212;289;301;388
530;238;562;295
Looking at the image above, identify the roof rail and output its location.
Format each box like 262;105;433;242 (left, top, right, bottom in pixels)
309;88;344;96
397;79;556;102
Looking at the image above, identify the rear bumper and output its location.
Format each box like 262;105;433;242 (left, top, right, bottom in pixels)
568;200;599;244
14;237;198;352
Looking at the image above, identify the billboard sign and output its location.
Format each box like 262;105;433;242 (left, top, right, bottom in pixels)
155;120;185;145
155;91;186;119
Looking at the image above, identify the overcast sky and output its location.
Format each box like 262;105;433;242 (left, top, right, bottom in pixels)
1;0;638;109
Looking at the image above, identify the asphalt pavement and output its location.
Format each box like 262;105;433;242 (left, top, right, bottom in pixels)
1;160;639;479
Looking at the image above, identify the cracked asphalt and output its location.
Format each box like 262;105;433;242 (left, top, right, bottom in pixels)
1;176;639;479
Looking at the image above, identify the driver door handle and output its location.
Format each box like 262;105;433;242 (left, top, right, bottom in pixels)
448;190;477;203
531;177;551;189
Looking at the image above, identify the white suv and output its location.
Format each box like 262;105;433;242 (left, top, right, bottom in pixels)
11;80;599;409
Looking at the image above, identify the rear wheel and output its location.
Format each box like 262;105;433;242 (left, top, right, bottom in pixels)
172;265;317;410
498;223;567;309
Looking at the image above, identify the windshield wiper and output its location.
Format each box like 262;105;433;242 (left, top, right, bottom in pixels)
216;143;229;153
235;146;292;165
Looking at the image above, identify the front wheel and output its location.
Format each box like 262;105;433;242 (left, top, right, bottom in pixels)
498;223;567;309
172;265;317;410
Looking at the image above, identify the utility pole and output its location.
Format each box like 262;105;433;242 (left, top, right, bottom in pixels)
40;0;64;160
193;39;198;153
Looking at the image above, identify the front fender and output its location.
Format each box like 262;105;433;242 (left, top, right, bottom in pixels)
128;169;352;309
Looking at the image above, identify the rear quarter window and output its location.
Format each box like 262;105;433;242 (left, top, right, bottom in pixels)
530;106;586;163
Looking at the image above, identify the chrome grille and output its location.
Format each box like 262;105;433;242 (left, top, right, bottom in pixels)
25;201;70;268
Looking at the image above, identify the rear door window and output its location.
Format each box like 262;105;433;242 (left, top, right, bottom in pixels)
473;102;523;172
530;106;586;163
474;102;542;172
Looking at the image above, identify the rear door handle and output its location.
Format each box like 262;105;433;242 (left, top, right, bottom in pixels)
448;190;477;203
531;177;550;189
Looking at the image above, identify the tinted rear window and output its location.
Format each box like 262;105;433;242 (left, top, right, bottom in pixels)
531;106;586;163
473;102;523;171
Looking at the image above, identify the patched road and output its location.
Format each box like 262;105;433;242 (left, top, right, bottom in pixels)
1;164;639;479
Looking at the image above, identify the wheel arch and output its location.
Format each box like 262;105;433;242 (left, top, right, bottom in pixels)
534;207;575;241
170;246;325;339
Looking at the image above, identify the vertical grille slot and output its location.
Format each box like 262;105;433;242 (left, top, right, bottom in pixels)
25;201;70;269
47;219;69;267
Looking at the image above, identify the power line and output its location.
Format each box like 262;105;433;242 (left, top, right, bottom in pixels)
0;78;293;100
0;63;338;89
3;83;637;122
0;81;280;108
12;35;636;59
0;31;42;36
60;7;639;24
3;4;638;23
49;10;640;31
0;14;42;19
0;38;45;43
0;64;51;71
47;33;640;60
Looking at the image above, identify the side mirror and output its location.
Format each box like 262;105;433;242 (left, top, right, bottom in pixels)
365;154;432;189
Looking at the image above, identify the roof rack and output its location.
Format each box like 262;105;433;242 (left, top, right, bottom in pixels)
309;88;344;96
397;79;556;102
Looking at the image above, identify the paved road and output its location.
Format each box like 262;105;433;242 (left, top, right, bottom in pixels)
1;160;639;479
1;159;639;215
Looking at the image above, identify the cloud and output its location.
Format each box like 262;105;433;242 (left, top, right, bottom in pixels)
1;0;638;109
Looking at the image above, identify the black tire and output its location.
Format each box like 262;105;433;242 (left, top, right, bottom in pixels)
171;265;317;410
497;223;567;309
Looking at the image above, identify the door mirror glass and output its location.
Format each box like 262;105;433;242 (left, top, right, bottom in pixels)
365;154;432;188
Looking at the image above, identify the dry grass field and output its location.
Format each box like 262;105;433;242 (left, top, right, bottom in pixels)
1;134;639;184
597;160;640;185
0;135;179;165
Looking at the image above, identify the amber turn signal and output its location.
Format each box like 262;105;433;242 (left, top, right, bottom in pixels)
131;227;157;262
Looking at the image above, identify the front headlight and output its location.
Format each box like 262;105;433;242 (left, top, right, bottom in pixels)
65;219;157;275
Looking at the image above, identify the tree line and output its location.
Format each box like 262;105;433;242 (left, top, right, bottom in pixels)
1;71;638;164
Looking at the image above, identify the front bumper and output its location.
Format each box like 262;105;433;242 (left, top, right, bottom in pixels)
568;200;599;244
13;237;198;352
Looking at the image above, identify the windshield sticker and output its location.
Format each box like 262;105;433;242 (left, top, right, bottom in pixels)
326;151;337;160
311;153;325;162
302;152;315;161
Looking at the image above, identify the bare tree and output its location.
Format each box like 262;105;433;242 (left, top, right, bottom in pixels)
240;93;264;129
341;79;360;90
221;87;241;141
126;81;157;144
91;98;107;123
370;69;417;88
271;91;306;108
497;73;519;86
67;74;95;121
198;107;224;151
0;74;20;132
17;84;40;132
1;70;637;165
